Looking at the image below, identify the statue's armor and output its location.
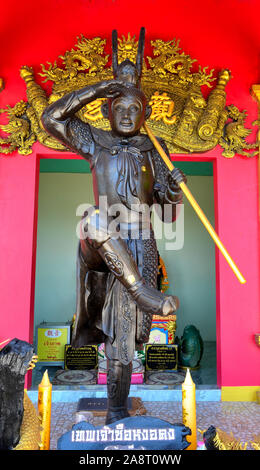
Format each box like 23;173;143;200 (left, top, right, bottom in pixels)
42;89;181;364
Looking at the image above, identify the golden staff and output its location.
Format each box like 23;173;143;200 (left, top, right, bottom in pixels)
143;122;246;284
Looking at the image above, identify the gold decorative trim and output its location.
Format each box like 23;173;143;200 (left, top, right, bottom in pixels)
0;34;257;158
254;333;260;347
198;427;248;450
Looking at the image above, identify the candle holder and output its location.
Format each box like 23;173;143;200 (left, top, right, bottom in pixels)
255;334;260;347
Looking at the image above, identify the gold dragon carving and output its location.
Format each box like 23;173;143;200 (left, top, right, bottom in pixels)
0;33;258;158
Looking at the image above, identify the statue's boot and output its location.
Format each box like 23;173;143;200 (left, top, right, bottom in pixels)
97;237;179;316
106;359;132;425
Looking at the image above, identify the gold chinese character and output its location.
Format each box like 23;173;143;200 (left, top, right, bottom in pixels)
83;98;105;121
149;91;176;125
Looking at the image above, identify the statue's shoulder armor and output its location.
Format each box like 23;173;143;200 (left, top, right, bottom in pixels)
65;117;96;159
69;117;94;151
89;126;114;148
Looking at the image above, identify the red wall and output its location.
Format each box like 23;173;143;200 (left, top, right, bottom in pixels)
0;0;260;388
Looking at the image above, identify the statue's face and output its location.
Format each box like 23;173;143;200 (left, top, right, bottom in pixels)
109;94;145;136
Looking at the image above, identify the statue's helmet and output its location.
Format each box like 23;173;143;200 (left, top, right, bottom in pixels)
112;27;145;88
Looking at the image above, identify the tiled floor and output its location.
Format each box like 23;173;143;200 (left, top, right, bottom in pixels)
46;400;260;450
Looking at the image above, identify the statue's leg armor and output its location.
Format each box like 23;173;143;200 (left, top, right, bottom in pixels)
84;210;179;316
97;237;179;316
106;359;132;425
83;209;179;316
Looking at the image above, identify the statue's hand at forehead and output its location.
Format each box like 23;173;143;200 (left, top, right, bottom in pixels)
96;79;128;99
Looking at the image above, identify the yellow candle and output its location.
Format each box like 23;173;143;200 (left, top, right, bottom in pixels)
38;369;52;450
182;368;197;450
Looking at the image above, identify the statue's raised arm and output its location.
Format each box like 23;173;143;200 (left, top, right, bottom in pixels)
41;79;126;161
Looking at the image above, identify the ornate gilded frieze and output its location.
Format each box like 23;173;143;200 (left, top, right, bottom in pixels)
0;34;257;157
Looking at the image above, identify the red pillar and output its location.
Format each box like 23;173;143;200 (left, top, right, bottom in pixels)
0;153;39;387
214;154;260;387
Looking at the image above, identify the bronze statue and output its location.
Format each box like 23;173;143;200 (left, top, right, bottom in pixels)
41;28;186;425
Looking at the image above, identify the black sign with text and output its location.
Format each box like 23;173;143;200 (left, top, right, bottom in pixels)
145;344;178;371
64;344;98;370
57;416;191;451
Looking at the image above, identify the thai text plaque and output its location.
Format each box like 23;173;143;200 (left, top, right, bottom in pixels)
64;345;98;370
145;344;178;370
